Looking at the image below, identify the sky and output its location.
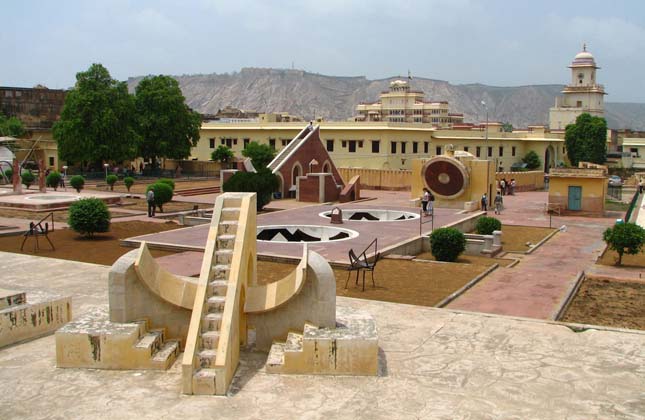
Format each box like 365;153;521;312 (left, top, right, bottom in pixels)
2;0;645;102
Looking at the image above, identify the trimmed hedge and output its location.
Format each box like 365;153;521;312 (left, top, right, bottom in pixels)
46;171;63;190
70;175;85;193
146;182;174;212
430;227;466;262
157;178;175;191
124;176;134;192
68;198;111;238
21;170;35;189
475;216;502;235
106;174;118;190
223;168;279;210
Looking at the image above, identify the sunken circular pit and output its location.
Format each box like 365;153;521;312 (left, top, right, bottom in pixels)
319;209;419;222
257;225;359;243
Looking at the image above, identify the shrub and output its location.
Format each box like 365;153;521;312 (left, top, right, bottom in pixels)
157;178;175;191
3;168;12;180
475;216;502;235
124;176;134;192
46;171;63;190
21;170;35;189
146;182;174;212
106;174;118;191
68;198;111;238
211;145;234;164
603;222;645;266
430;227;466;262
223;168;279;210
70;175;85;193
522;150;542;170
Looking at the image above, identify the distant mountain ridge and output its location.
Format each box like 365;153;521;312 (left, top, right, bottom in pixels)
127;67;645;130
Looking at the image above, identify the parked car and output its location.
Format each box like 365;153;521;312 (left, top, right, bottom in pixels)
608;175;623;187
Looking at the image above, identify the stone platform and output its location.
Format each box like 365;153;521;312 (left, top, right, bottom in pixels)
0;252;644;418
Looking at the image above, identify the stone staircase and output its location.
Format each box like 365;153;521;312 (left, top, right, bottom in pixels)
175;186;221;196
265;306;379;376
56;309;180;370
183;194;250;395
268;126;312;173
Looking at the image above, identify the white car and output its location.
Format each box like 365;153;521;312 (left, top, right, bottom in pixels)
608;175;623;187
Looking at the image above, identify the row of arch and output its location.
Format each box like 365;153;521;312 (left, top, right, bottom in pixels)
275;160;333;194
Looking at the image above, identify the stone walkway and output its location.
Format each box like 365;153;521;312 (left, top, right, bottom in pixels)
448;191;616;319
0;252;643;419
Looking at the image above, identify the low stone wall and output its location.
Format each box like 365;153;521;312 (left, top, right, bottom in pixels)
338;168;411;190
496;170;545;192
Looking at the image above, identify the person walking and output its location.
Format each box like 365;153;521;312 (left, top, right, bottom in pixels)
481;193;488;212
494;191;503;214
146;188;155;217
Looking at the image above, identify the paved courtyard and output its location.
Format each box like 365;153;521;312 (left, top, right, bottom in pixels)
0;252;644;419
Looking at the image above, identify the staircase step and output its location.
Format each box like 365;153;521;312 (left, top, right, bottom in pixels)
0;289;26;309
192;368;217;395
211;264;230;280
208;280;228;296
220;208;240;221
207;295;226;312
214;249;233;264
202;312;223;331
134;331;162;355
218;221;238;235
152;340;179;363
223;197;243;207
198;349;218;368
201;331;220;350
216;234;236;249
266;342;285;368
284;331;303;353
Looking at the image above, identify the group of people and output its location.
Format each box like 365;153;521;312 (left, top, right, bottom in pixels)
481;191;505;214
421;188;435;216
498;178;516;196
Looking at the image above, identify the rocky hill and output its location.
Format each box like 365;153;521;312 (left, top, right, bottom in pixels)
127;68;645;130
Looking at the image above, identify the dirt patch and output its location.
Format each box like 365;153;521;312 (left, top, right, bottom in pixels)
598;248;645;268
561;277;645;330
500;225;556;252
117;198;206;214
414;252;515;267
0;221;181;265
258;257;496;307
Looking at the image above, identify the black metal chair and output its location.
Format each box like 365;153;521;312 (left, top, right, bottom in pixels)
345;239;380;291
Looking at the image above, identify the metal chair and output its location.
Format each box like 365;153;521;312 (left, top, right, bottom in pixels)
345;239;379;291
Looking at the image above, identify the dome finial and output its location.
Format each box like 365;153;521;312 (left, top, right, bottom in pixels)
583;42;587;52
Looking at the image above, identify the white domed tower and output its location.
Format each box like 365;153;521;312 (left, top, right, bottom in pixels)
549;44;607;130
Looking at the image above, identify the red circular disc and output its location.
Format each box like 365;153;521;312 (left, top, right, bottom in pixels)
423;158;467;198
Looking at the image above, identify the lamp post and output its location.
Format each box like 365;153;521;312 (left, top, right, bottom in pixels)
62;165;68;191
481;100;488;148
481;100;492;199
103;163;109;180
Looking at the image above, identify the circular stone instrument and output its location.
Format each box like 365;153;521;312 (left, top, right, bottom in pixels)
422;156;469;198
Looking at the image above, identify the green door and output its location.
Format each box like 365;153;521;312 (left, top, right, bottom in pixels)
568;186;582;211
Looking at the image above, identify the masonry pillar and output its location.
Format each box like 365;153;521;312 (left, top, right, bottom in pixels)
38;159;46;193
12;159;22;194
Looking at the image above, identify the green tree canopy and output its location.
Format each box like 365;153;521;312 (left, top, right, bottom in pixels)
603;222;645;266
564;113;607;166
53;63;139;165
134;75;201;166
241;141;275;169
0;113;26;137
212;145;234;163
522;150;542;170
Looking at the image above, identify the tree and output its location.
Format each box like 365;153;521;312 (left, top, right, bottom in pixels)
53;63;139;166
223;168;279;210
241;141;275;169
106;174;118;191
68;198;111;238
430;227;466;262
212;145;234;165
46;171;62;191
522;150;542;170
603;222;645;266
564;113;607;166
21;170;35;189
0;113;26;137
124;176;135;192
70;175;85;193
146;182;174;212
134;75;201;167
501;122;513;133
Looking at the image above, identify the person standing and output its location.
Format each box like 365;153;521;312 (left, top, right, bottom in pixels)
421;188;430;216
146;188;155;217
500;179;506;196
494;192;503;214
481;193;488;211
510;178;516;195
